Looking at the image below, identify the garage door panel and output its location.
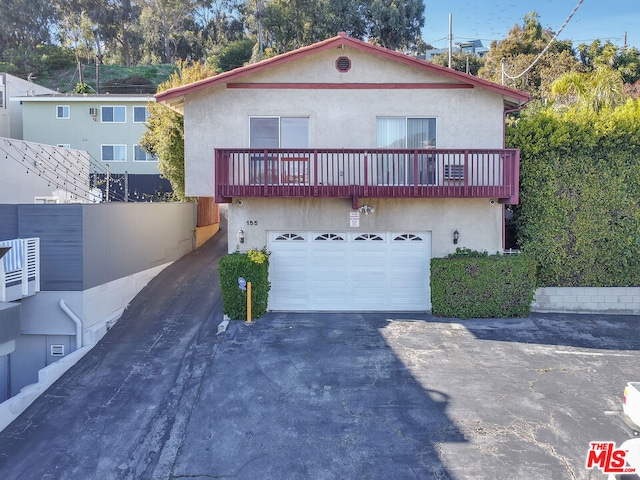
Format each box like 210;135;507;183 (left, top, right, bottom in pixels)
268;231;430;312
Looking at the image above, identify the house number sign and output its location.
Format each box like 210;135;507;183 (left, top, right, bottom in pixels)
246;220;258;225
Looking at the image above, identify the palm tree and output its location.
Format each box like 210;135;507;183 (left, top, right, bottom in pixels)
550;65;624;112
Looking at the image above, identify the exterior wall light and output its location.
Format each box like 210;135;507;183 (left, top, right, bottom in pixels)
358;205;375;215
237;229;245;244
453;230;459;245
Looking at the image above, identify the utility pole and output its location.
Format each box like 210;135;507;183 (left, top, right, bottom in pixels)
448;13;453;69
106;164;110;202
624;31;628;50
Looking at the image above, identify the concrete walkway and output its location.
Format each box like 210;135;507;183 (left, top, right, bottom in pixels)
0;223;639;479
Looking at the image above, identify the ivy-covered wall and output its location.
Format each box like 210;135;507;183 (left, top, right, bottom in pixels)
507;101;640;287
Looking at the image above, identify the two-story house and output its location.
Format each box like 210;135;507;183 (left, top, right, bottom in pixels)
156;33;530;312
16;94;171;202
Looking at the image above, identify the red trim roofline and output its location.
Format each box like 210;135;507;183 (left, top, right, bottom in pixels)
156;32;531;105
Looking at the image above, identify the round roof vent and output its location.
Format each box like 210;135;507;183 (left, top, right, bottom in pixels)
335;56;351;73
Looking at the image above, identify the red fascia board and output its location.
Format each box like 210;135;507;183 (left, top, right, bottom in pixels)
155;32;530;104
226;83;474;90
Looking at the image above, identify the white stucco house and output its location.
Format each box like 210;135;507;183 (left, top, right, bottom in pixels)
156;33;530;312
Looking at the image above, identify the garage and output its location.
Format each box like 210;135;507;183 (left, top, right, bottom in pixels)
267;231;431;311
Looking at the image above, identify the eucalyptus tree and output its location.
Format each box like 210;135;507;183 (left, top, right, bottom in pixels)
0;0;56;53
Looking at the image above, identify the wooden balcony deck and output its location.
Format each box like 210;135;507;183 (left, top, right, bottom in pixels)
215;148;519;206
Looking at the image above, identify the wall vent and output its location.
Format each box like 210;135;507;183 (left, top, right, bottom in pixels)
51;345;65;356
89;107;98;116
335;56;351;73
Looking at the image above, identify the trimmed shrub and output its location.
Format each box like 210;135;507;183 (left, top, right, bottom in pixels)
431;252;537;319
508;103;640;287
218;250;270;320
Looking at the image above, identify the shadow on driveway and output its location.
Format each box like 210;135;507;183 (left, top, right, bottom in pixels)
0;226;463;479
444;313;640;351
174;312;465;479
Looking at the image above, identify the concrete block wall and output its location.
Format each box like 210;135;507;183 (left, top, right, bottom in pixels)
532;287;640;315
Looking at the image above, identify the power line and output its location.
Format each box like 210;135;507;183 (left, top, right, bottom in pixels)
502;0;585;83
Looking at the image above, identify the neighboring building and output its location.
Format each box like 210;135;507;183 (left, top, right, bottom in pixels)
0;202;196;405
156;33;530;313
0;73;57;139
0;137;95;204
15;94;171;201
455;40;489;57
422;39;489;61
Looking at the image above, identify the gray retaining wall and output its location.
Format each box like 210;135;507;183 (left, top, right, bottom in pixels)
532;287;640;315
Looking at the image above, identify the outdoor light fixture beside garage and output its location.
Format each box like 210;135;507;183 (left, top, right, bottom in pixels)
237;229;245;244
453;230;459;245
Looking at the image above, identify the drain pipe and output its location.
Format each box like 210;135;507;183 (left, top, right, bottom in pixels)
58;300;83;350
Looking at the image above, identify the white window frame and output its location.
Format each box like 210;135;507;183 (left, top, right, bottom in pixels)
101;106;126;123
56;105;70;119
101;144;127;162
133;106;149;123
376;117;438;186
133;145;157;162
249;116;309;148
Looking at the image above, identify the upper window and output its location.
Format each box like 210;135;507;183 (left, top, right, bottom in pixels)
134;145;157;161
56;105;70;119
133;106;149;123
101;144;127;162
101;106;126;123
377;117;436;149
250;117;309;148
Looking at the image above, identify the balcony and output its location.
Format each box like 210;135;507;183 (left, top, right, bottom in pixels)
0;238;40;302
215;148;520;206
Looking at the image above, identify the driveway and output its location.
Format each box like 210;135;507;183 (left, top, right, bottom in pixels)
0;225;638;479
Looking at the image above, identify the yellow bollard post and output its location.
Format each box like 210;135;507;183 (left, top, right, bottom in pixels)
247;281;252;323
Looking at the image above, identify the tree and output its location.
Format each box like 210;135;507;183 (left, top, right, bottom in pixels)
140;61;217;201
242;0;425;55
140;0;198;64
479;12;580;97
550;65;624;112
365;0;424;51
0;0;56;54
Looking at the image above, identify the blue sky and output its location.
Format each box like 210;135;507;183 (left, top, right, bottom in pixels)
422;0;640;49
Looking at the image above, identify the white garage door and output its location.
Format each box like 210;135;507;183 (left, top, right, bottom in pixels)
268;231;431;311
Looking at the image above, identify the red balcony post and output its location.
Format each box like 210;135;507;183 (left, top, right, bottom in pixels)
363;151;369;196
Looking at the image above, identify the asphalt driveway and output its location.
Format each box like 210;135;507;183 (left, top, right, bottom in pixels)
0;225;639;479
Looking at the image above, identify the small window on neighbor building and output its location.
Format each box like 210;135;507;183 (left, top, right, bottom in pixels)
134;145;157;161
101;106;126;123
102;144;127;162
336;56;351;72
133;106;149;123
57;105;70;119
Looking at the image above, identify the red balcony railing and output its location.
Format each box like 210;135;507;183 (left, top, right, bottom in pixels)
215;148;519;206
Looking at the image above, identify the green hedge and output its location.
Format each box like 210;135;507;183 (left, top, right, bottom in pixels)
218;250;270;320
507;102;640;287
430;251;537;319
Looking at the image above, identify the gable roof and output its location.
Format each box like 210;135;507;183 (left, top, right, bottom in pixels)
156;32;530;111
